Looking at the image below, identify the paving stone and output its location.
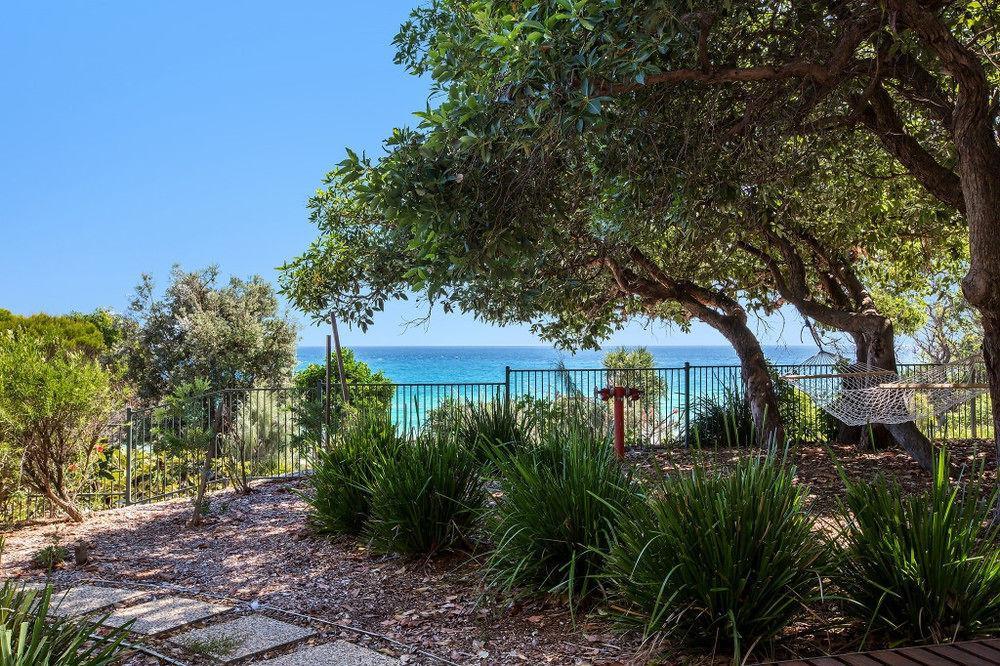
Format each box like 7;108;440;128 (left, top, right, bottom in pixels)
49;585;150;617
251;641;399;665
102;595;231;635
171;614;314;662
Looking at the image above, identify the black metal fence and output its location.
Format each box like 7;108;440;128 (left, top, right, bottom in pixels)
2;362;993;525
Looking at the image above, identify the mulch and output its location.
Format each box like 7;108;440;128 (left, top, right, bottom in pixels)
1;440;996;666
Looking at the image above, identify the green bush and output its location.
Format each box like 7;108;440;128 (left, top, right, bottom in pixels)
31;545;70;571
835;449;1000;644
0;581;130;665
486;424;642;605
774;376;838;444
688;387;756;447
459;400;535;466
307;417;402;536
366;433;485;555
606;449;827;661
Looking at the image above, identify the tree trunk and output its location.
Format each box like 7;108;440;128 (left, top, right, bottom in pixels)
43;487;84;523
717;315;785;445
864;322;933;471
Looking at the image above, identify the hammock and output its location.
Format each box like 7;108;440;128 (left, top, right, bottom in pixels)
782;352;987;426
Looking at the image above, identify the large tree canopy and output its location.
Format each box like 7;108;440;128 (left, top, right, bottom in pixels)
124;265;298;402
284;0;994;456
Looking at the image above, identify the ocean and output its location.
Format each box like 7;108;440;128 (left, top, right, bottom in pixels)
296;345;819;384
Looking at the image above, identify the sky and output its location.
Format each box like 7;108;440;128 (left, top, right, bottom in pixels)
0;1;814;349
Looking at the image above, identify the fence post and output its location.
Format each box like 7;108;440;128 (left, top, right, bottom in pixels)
124;407;134;507
683;362;691;447
324;334;332;447
971;366;979;439
504;365;511;408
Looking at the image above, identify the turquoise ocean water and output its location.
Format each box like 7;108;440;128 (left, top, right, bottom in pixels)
296;345;819;384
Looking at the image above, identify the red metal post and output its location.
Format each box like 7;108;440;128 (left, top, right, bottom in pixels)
612;386;626;459
597;386;638;460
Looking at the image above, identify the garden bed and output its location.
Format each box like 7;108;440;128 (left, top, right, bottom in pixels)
1;440;996;666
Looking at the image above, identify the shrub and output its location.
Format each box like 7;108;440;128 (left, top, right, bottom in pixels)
606;449;827;660
688;387;756;447
835;449;1000;644
31;544;70;571
0;333;120;523
774;374;838;444
0;581;130;665
307;417;402;536
366;433;485;555
486;424;642;606
459;400;535;466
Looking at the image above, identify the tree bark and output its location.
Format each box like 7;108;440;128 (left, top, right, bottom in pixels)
42;487;84;523
714;313;786;446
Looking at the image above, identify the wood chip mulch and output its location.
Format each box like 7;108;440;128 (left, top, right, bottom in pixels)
1;440;996;666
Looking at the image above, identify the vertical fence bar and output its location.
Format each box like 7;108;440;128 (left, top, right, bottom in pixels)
125;407;134;506
683;362;691;447
504;365;511;409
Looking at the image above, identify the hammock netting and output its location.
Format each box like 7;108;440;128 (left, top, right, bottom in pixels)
783;352;987;427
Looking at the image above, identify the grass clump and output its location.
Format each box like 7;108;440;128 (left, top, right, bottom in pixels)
30;544;70;571
459;400;535;466
307;417;402;536
835;448;1000;644
486;424;641;606
606;449;827;661
688;387;756;447
366;433;485;556
0;581;130;665
180;635;243;657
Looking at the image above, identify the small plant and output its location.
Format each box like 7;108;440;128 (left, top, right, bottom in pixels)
365;433;485;555
835;448;1000;644
307;417;402;536
606;449;827;661
486;424;642;606
180;634;243;657
459;400;534;466
0;581;130;665
688;387;756;447
31;544;70;571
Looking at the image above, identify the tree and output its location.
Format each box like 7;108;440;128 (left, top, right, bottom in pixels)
385;0;1000;459
0;309;107;360
124;265;298;402
0;333;121;522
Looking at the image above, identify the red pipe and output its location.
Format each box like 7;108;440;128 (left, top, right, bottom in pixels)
612;386;626;459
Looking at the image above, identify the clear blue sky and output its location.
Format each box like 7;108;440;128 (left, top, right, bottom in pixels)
0;1;811;349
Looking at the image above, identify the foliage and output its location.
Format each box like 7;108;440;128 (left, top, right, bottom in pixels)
292;349;395;449
0;445;22;524
486;423;641;606
773;374;838;444
457;400;535;466
122;265;297;402
0;333;120;523
607;450;827;661
220;390;289;493
688;387;756;447
30;545;70;571
366;433;485;556
913;263;983;364
835;450;1000;644
0;582;130;665
151;379;214;459
307;417;403;536
0;309;107;360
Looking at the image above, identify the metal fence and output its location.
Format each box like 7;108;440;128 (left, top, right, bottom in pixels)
2;362;993;525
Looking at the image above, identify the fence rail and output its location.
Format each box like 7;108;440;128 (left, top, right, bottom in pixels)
2;362;993;525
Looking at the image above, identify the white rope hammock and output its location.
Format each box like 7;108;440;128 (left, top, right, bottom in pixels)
782;351;988;426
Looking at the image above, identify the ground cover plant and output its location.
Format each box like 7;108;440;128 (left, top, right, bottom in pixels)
688;387;756;447
458;399;535;467
0;580;129;666
307;416;403;536
486;422;642;606
835;448;1000;644
607;448;828;661
365;432;485;555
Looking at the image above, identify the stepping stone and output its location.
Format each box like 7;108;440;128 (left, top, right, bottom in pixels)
49;585;149;617
251;641;399;665
102;595;231;635
171;615;314;663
